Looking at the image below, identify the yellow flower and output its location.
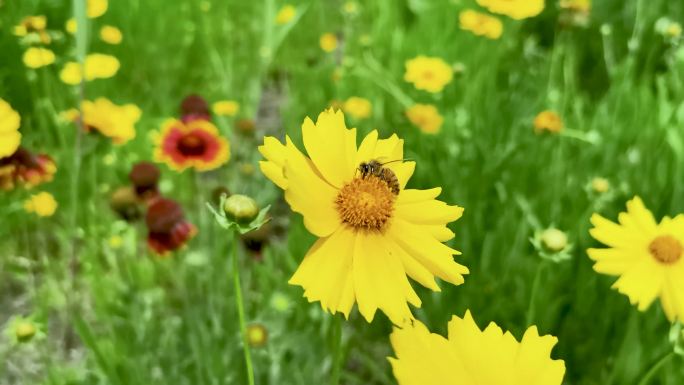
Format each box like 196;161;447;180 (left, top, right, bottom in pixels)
343;97;372;120
212;100;240;116
65;18;77;34
108;235;123;249
459;9;503;39
22;47;55;69
59;54;120;85
0;99;22;158
533;110;563;134
667;23;683;39
343;1;359;15
591;177;610;193
588;197;684;322
275;5;296;25
477;0;544;20
88;0;108;18
320;33;338;52
258;109;468;324
81;98;141;144
13;15;47;36
24;192;58;217
389;310;565;385
100;25;123;44
559;0;591;13
404;56;453;93
406;104;443;134
246;323;268;347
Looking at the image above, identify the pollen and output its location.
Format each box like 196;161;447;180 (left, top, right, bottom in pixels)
335;175;395;231
648;235;682;264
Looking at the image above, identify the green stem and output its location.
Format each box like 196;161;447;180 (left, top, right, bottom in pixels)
526;261;545;326
636;351;674;385
330;315;343;385
232;230;255;385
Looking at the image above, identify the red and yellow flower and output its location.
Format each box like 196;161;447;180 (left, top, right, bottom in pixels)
0;147;56;191
153;119;230;172
145;197;197;255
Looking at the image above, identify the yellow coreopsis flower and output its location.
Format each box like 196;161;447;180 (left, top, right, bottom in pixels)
406;104;443;134
275;5;296;25
59;54;120;85
65;18;77;34
212;100;240;116
81;98;141;144
0;99;22;158
13;15;47;36
320;33;338;52
88;0;108;18
24;192;58;217
588;197;684;322
343;97;372;120
591;177;610;193
259;109;468;324
22;47;55;69
404;56;453;93
459;9;504;39
477;0;544;20
533;110;563;134
389;311;565;385
560;0;591;12
100;25;123;44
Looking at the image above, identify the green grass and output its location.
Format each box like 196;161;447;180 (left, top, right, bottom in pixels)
1;0;684;384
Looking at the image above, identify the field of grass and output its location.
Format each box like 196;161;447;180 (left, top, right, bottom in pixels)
1;0;684;384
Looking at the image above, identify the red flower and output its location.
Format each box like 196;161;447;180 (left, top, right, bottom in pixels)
145;198;196;255
129;161;160;201
154;119;230;172
180;94;210;123
0;147;56;190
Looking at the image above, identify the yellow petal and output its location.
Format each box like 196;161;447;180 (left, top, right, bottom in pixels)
587;248;641;275
259;161;288;189
0;131;21;158
395;194;464;224
610;258;664;311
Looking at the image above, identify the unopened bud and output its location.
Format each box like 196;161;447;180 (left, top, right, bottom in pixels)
223;194;259;223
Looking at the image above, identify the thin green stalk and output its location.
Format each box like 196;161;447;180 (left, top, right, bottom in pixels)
232;230;255;385
330;315;343;385
526;261;545;326
636;351;675;385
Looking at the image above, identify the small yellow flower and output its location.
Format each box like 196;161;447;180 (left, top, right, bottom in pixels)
81;98;142;144
459;9;503;39
59;108;80;123
667;23;682;39
320;33;338;53
24;192;58;217
559;0;591;13
591;177;610;193
100;25;123;45
404;56;453;93
275;5;296;25
541;228;568;252
246;323;268;347
13;16;47;36
108;235;123;249
533;110;563;134
0;99;22;158
212;100;240;116
60;54;120;85
343;97;372;120
477;0;544;20
343;1;359;15
87;0;108;18
22;47;55;69
406;104;443;134
65;18;77;34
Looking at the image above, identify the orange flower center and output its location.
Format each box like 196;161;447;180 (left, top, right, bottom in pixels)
648;235;682;264
335;175;395;231
178;134;206;156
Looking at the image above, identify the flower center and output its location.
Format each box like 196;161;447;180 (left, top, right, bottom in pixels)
335;175;395;231
178;134;206;156
648;235;682;264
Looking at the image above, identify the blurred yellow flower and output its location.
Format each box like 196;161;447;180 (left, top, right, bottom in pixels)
477;0;544;20
259;109;468;324
81;98;141;144
108;235;123;249
459;9;503;39
212;100;240;116
343;1;359;15
591;177;609;193
22;47;55;69
343;97;372;120
100;25;123;44
319;33;338;52
389;310;565;385
59;108;80;123
404;56;453;93
13;15;47;36
65;18;77;34
246;323;268;347
0;99;22;158
559;0;591;12
60;54;120;85
88;0;108;18
275;5;296;25
533;110;563;134
667;23;682;38
588;197;684;322
24;192;58;217
406;104;443;134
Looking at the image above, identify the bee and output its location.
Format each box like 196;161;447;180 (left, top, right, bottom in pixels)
358;159;402;195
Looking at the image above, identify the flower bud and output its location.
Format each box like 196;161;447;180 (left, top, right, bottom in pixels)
15;321;36;342
541;228;568;252
246;323;268;348
223;194;259;223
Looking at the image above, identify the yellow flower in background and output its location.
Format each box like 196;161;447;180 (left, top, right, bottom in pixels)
404;56;453;93
259;109;468;324
88;0;108;18
22;48;55;69
65;18;77;34
100;25;123;44
24;192;58;217
406;104;443;134
81;98;141;144
212;100;240;116
560;0;591;12
533;110;563;134
320;33;338;52
0;99;22;158
591;177;610;193
389;311;565;385
13;15;47;36
588;197;684;322
477;0;544;20
59;54;120;85
343;97;372;120
275;5;296;25
459;9;504;39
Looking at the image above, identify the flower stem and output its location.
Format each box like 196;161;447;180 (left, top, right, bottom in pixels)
526;260;545;326
636;351;675;385
330;315;343;385
232;230;255;385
